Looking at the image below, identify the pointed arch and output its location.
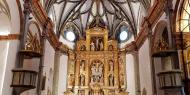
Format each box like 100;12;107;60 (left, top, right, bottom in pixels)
152;20;168;52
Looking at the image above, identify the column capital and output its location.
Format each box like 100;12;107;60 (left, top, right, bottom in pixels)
55;50;63;56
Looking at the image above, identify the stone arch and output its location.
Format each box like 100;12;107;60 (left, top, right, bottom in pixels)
152;20;168;52
28;21;42;45
175;0;190;32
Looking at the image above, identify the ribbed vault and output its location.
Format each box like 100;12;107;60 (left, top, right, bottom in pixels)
45;0;151;39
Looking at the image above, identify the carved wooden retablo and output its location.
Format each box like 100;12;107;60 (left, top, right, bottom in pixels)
65;27;128;95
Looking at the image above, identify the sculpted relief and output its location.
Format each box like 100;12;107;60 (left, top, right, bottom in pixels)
90;60;104;83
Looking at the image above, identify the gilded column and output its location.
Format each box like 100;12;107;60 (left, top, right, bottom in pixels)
52;51;62;95
114;55;119;88
74;60;80;94
85;57;90;95
104;59;109;94
104;30;108;51
86;30;91;51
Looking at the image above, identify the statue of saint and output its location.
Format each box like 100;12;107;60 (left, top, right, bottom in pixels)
98;64;103;82
91;64;97;82
80;60;85;71
95;38;100;51
91;42;95;51
69;74;74;86
100;41;104;51
80;75;85;86
109;74;114;86
109;61;114;71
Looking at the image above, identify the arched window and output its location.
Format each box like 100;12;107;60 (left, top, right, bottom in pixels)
176;0;190;32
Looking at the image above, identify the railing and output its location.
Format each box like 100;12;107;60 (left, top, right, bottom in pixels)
11;68;38;94
157;70;182;89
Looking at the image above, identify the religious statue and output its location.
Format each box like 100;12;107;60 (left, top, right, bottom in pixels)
80;74;85;86
91;42;95;51
91;61;103;83
109;60;114;71
157;37;169;51
99;41;104;51
109;74;114;86
95;38;100;50
91;37;104;51
98;64;103;82
69;74;74;86
80;60;85;71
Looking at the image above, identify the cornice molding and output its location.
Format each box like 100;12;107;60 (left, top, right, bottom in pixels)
0;34;20;41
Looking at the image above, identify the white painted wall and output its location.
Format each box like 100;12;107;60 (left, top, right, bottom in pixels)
0;0;21;95
58;55;68;95
2;40;20;95
0;41;9;95
0;7;11;95
41;41;55;95
7;0;20;34
126;54;136;95
138;39;153;95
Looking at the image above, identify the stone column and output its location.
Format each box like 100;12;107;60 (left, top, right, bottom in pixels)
132;51;141;95
19;0;31;67
52;51;62;95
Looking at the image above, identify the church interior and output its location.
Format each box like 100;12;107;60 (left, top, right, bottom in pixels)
1;0;190;95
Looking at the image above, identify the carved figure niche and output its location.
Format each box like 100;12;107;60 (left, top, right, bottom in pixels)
80;60;85;71
108;73;114;86
90;37;104;51
157;28;169;51
80;74;85;86
90;60;104;83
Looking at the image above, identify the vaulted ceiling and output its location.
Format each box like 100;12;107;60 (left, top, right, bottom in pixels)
45;0;151;39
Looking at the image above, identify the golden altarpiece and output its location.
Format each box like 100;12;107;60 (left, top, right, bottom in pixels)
64;27;128;95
